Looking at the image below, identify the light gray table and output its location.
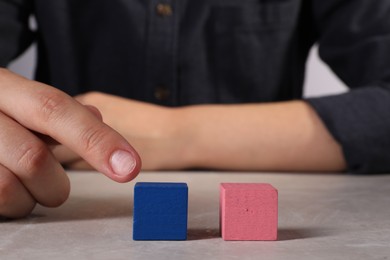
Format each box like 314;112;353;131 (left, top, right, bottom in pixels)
1;171;389;260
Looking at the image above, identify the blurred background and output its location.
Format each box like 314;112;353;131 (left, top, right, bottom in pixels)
8;44;348;98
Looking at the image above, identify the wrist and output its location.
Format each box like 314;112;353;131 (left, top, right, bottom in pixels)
169;105;218;170
161;106;197;170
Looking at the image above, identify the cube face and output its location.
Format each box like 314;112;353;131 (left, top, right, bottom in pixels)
133;182;188;240
220;183;278;241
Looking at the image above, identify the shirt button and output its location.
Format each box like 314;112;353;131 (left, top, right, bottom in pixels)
154;86;170;101
156;3;173;17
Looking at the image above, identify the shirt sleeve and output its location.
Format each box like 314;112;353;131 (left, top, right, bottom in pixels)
305;0;390;173
0;0;34;67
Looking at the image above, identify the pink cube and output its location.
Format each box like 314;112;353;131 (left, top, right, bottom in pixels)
220;183;278;241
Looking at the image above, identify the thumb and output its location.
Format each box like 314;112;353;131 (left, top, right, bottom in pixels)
83;104;103;121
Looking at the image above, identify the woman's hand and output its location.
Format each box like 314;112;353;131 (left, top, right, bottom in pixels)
56;92;186;170
0;70;141;218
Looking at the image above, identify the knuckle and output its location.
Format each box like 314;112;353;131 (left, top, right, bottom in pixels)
79;125;109;154
35;90;70;122
17;141;50;175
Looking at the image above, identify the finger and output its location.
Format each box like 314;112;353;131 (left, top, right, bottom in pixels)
0;69;141;182
51;144;81;165
33;105;103;146
75;95;105;122
34;132;60;146
0;164;36;218
51;145;94;170
83;104;103;121
0;112;70;207
64;159;93;171
48;105;103;165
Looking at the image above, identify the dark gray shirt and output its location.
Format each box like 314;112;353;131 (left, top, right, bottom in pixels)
1;0;390;173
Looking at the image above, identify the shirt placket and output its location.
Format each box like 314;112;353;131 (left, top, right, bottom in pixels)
145;0;178;106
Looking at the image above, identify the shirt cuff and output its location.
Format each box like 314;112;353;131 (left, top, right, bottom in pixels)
305;84;390;174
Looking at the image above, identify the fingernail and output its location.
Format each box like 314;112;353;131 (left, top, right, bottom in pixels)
110;150;136;176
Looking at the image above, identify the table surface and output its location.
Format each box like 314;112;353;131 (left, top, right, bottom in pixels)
1;171;390;260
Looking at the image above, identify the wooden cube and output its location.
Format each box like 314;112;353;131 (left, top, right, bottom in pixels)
133;182;188;240
220;183;278;241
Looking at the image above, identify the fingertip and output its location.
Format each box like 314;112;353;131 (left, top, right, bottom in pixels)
39;168;71;208
109;149;142;183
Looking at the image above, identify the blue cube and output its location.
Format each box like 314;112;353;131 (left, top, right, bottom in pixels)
133;182;188;240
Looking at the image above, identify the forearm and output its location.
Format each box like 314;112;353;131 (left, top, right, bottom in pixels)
173;100;346;172
67;93;346;172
